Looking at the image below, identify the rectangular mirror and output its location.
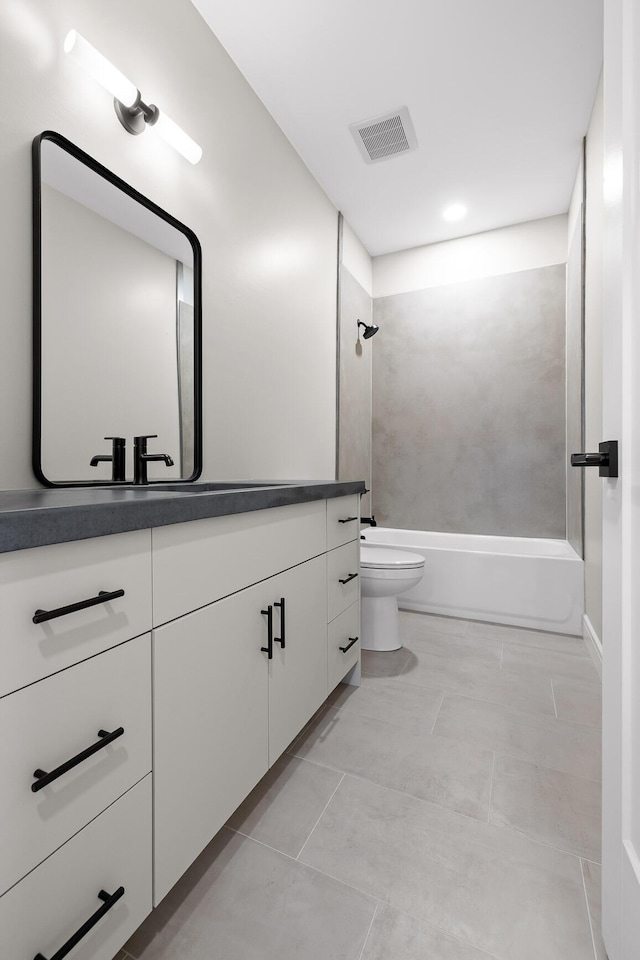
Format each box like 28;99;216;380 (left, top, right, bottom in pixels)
33;131;202;485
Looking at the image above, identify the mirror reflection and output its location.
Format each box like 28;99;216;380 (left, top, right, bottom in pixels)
33;132;201;485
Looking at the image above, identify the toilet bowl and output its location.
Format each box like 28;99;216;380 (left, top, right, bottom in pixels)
359;545;425;651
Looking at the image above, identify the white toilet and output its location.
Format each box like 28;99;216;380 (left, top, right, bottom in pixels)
359;544;425;651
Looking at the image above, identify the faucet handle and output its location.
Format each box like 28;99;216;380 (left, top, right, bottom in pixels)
134;434;158;442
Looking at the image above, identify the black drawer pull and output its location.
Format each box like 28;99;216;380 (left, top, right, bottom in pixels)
339;572;359;585
274;597;286;648
34;886;125;960
338;516;358;524
261;605;273;659
32;727;125;793
33;589;125;625
339;636;359;654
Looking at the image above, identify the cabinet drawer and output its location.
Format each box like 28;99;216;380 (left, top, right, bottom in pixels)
0;530;152;698
0;775;152;960
327;541;360;622
152;500;326;624
0;634;151;897
326;495;360;551
328;602;360;692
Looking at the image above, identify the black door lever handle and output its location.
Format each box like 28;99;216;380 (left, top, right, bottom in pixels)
570;440;618;477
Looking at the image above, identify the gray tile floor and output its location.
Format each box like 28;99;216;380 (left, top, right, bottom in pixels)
122;611;605;960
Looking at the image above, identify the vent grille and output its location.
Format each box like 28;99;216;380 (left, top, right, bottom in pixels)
350;106;418;164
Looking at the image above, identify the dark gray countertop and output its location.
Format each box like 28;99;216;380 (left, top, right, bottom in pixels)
0;480;365;553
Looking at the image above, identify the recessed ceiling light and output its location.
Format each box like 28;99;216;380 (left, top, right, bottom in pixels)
442;203;468;222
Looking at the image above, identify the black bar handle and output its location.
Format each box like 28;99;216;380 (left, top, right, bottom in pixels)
261;605;273;659
339;572;359;585
32;727;125;792
274;597;286;648
338;516;358;524
33;589;125;625
570;452;604;466
570;440;618;478
339;636;359;654
34;886;125;960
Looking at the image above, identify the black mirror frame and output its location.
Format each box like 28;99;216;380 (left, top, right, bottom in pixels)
32;130;203;487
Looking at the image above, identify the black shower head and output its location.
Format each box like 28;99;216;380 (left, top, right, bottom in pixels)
357;320;379;340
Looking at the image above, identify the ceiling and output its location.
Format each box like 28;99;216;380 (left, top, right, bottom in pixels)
191;0;603;257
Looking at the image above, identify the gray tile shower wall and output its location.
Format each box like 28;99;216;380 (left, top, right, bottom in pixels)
372;264;567;537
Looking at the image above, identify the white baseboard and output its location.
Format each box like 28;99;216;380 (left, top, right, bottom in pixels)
583;614;602;679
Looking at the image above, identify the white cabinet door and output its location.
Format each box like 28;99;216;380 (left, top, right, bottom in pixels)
153;581;271;904
268;555;328;763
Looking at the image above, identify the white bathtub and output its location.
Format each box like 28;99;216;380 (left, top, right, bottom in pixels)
361;528;585;636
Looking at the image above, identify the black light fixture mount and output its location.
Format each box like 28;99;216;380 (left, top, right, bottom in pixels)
357;320;379;340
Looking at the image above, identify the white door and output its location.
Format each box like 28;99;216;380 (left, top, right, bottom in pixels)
602;0;640;955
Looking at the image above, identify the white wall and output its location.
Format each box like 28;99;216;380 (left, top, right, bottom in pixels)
342;219;373;296
0;0;338;489
584;75;604;642
373;215;568;298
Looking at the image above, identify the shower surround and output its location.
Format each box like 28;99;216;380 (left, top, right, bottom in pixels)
372;264;567;539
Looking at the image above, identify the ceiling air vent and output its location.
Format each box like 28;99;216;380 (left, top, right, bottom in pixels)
349;106;418;164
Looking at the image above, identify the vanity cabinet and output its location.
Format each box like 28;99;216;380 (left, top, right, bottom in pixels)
0;490;362;954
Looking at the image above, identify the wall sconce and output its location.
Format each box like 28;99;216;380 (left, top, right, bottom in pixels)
64;30;203;165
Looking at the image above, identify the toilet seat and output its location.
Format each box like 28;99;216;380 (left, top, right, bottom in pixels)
360;545;424;570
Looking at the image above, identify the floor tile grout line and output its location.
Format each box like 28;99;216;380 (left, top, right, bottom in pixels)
301;846;506;960
487;752;496;824
433;688;603;732
283;759;602;864
388;902;506;960
550;678;558;718
230;823;504;960
581;858;600;960
429;689;446;735
377;675;559;723
286;755;498;827
296;773;345;861
228;816;585;960
492;749;603;786
222;825;383;907
355;899;380;960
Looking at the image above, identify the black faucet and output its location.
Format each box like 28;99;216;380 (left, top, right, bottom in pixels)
133;435;174;485
361;515;377;527
90;437;126;482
